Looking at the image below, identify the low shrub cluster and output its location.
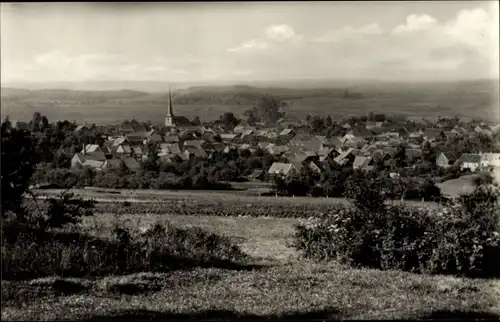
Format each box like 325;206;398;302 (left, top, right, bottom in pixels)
294;173;500;278
2;220;248;280
32;167;233;191
273;168;442;201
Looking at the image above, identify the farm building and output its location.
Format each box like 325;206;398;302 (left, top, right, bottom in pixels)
436;152;458;168
268;162;301;178
456;154;482;172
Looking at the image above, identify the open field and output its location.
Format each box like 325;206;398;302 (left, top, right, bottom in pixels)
2;210;500;321
29;188;441;220
2;79;499;123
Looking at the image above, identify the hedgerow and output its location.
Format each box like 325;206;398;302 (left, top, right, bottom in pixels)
294;171;500;278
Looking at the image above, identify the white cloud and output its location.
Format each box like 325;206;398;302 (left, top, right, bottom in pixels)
313;23;384;43
265;24;296;41
227;39;268;52
227;24;301;53
392;14;438;34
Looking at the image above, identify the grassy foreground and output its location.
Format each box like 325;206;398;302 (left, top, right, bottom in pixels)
2;213;500;321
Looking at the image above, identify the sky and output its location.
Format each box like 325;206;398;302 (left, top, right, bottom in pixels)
1;1;499;83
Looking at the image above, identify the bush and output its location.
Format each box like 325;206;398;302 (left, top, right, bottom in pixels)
294;184;500;277
1;221;248;280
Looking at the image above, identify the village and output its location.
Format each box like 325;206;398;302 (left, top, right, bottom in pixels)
61;91;500;182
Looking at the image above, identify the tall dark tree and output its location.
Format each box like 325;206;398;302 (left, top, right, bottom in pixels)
1;125;38;218
191;116;201;126
30;112;42;132
245;94;285;124
220;112;239;131
394;145;407;169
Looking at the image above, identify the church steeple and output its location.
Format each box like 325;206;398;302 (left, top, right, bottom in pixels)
165;86;174;127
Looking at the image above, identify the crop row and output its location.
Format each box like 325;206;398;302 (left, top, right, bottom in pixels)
94;201;344;219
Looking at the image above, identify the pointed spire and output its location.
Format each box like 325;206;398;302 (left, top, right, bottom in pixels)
167;86;173;117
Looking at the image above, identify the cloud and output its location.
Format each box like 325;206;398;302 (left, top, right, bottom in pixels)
312;23;383;43
265;24;296;41
227;24;300;53
392;14;438;34
227;39;268;52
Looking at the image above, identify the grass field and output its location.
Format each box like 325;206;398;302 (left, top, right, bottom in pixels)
2;207;500;321
4;187;500;320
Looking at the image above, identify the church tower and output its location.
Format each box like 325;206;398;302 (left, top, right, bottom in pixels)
165;87;174;127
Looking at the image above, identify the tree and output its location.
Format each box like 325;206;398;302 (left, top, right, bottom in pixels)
191;116;201;126
220;112;239;131
245;94;285;124
422;141;437;164
117;159;129;177
325;115;333;128
1;125;38;218
30;112;42;132
394;145;407;169
2;116;12;131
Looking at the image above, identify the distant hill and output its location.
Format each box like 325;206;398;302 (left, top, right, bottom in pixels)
1;79;498;124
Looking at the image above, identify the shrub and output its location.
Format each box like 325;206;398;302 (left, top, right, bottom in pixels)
1;220;248;280
294;184;500;277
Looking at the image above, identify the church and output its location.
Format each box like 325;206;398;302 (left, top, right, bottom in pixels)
165;87;191;127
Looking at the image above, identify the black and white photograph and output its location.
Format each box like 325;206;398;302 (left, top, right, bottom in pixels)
1;1;500;320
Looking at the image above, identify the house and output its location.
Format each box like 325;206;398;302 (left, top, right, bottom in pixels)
279;128;296;140
126;131;149;144
406;116;427;125
293;151;319;164
322;137;343;150
240;129;255;140
246;169;265;181
456;153;482;171
306;161;322;174
474;126;493;136
436;152;458;168
278;119;303;127
406;148;422;160
113;144;132;156
480;153;500;168
101;159;121;171
113;136;128;146
333;148;356;166
71;152;106;170
258;142;273;149
344;136;365;148
239;143;252;151
84;144;102;153
353;155;374;171
183;140;204;149
158;143;172;156
74;124;89;132
268;162;301;178
317;147;340;163
165;143;181;154
423;129;445;142
146;131;163;144
184;147;208;159
234;121;249;134
220;133;239;141
120;123;136;134
268;145;289;156
291;133;314;144
131;146;144;159
121;157;140;172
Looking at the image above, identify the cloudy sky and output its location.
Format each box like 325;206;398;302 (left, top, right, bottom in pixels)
1;1;498;83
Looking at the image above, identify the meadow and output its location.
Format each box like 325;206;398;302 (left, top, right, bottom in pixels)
3;188;500;321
